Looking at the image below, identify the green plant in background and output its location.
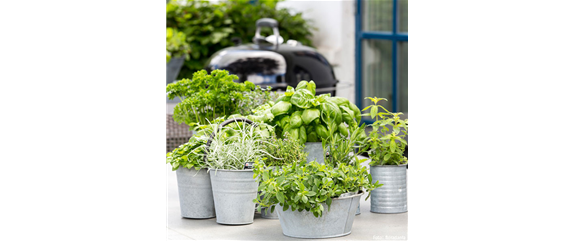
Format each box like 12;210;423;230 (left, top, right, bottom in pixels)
362;97;408;165
205;120;273;171
253;160;382;217
237;85;281;116
166;27;191;63
166;69;256;126
167;0;315;79
263;133;308;167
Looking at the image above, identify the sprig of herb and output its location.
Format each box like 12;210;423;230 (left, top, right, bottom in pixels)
362;97;408;165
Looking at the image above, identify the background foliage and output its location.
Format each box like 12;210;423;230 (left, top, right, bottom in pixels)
166;0;315;79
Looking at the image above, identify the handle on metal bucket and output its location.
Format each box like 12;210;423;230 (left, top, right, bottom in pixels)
203;118;258;164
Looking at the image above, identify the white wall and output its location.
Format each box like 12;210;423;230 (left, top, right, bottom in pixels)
277;0;356;104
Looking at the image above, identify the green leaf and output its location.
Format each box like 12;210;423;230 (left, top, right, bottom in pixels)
291;89;315;109
326;196;332;208
283;204;289;211
306;191;317;196
298;182;305;191
301;195;308;203
370;105;378;119
390;141;396;153
276;192;285;203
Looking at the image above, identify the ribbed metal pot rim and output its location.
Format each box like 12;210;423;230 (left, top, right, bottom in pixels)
333;190;364;201
207;168;254;172
370;164;408;167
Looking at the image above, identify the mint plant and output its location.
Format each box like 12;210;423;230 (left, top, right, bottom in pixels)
253;160;382;217
362;97;408;166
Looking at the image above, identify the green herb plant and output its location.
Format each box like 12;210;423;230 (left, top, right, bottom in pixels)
166;27;191;63
166;69;255;126
247;80;364;145
205;120;273;171
166;118;223;171
263;133;308;167
237;85;281;116
253;160;382;217
362;97;408;166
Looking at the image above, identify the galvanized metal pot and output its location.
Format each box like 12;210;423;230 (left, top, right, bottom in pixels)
175;167;215;219
370;164;408;213
210;169;259;225
304;142;325;164
277;192;363;238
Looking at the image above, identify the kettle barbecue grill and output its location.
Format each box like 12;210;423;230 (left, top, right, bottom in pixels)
205;18;339;96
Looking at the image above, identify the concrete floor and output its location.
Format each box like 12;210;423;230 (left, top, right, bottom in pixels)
166;160;408;240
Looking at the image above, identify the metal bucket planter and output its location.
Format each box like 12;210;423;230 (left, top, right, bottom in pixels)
277;192;363;238
175;167;215;219
370;164;408;213
210;169;259;225
304;142;325;164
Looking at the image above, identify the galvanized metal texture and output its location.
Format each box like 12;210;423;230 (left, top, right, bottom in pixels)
370;164;408;213
261;205;279;219
210;169;259;225
304;142;325;164
277;192;363;238
175;167;216;219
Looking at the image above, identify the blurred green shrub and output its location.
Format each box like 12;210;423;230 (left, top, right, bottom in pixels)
166;0;315;79
166;27;191;63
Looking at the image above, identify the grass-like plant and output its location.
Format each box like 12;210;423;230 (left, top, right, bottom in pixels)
205;120;273;171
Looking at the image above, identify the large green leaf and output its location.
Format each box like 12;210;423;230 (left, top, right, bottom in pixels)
291;89;315;109
301;108;320;125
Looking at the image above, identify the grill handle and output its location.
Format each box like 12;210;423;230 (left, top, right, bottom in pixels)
253;18;280;49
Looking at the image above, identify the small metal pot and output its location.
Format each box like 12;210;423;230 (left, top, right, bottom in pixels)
175;167;215;219
370;164;408;213
210;169;259;225
277;192;363;238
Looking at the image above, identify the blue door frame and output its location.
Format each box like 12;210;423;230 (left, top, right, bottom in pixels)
355;0;408;123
